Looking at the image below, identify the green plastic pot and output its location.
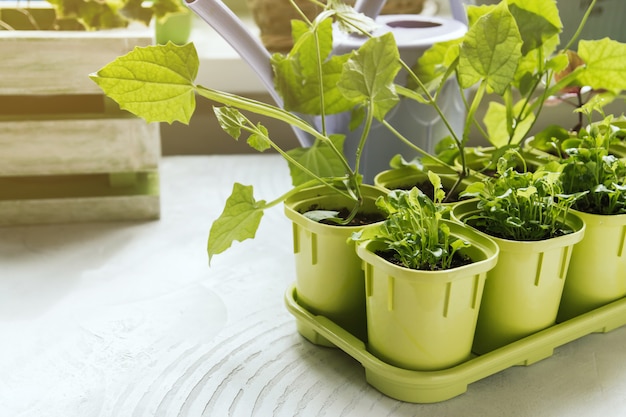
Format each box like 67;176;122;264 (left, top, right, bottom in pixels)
356;220;499;371
457;145;555;175
373;166;478;218
284;184;386;344
155;8;193;45
452;200;586;354
373;165;459;192
609;142;626;159
557;210;626;322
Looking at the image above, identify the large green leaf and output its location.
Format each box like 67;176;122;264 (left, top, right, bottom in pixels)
286;135;347;186
412;39;461;87
272;19;356;116
483;100;535;147
508;0;561;55
272;53;354;115
466;3;495;26
337;32;401;120
208;183;266;263
289;18;333;79
577;39;626;92
90;43;198;124
457;1;522;94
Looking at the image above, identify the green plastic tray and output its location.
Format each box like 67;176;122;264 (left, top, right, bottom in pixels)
284;283;626;403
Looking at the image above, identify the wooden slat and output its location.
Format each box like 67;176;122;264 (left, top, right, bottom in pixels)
0;195;160;225
0;117;160;176
0;171;159;200
0;29;152;95
0;171;160;225
0;9;160;224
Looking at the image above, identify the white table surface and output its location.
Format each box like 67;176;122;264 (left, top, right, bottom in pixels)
2;154;626;417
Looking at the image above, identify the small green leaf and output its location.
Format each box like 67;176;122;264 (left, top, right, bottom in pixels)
208;183;266;263
578;92;618;116
214;106;247;140
516;185;537;198
214;107;272;152
247;124;272;152
428;170;443;191
90;43;198;124
458;2;523;94
304;210;340;222
460;181;485;198
328;0;377;33
286;135;347;186
389;154;423;170
337;32;401;120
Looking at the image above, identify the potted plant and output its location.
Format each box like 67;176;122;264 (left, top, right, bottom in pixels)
91;4;406;340
390;0;626;187
452;162;586;353
88;0;626;223
283;183;386;342
351;173;499;370
89;0;626;352
542;112;626;322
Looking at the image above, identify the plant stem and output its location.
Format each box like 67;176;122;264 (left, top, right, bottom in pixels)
380;119;457;170
195;84;354;176
561;0;599;52
460;81;487;175
353;102;375;178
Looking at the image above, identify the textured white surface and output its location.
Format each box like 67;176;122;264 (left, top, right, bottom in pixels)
2;154;626;417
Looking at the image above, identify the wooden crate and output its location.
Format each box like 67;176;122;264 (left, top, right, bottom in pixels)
0;5;160;225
